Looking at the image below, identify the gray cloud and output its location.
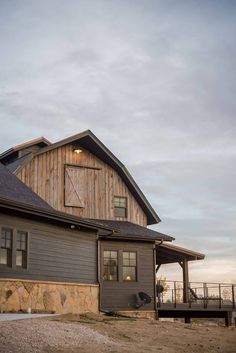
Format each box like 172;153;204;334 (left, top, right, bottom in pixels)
0;0;235;283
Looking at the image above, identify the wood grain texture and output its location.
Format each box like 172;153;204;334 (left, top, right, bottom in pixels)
16;145;147;226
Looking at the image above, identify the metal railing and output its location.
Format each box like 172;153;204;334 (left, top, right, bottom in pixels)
156;280;236;310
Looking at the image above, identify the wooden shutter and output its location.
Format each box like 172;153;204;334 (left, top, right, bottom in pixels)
64;166;85;207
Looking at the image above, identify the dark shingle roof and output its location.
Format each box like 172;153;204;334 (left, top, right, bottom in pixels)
0;162;53;211
5;153;32;173
91;219;174;241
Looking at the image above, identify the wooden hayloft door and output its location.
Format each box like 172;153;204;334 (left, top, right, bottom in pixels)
64;166;85;207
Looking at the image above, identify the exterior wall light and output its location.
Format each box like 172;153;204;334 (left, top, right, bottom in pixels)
73;148;82;154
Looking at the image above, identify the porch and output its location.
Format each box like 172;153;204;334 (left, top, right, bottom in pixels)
156;280;236;325
155;242;236;326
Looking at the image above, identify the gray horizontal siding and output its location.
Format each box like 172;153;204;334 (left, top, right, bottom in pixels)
100;240;155;311
0;213;97;284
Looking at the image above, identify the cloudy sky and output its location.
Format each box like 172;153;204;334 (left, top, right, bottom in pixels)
0;0;235;283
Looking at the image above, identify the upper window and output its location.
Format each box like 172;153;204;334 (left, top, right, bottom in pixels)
16;231;28;268
103;250;118;281
0;228;12;266
114;196;127;218
122;251;137;281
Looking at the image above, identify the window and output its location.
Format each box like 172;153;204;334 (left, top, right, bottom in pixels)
16;231;28;268
114;196;127;218
122;251;137;281
103;250;118;281
0;228;12;266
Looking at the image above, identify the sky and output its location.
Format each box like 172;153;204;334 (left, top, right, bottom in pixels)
0;0;235;284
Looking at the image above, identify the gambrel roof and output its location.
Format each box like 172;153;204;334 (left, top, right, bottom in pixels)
0;130;161;225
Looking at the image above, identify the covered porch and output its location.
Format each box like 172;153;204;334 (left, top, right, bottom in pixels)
154;241;236;325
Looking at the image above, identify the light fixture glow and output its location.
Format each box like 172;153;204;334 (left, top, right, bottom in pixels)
73;148;82;154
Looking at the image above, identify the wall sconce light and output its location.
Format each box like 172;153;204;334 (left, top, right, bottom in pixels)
70;224;80;230
73;148;83;154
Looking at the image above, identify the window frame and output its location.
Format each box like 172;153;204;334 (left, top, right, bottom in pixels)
16;230;28;269
0;227;13;267
102;250;119;281
122;251;137;282
0;224;29;271
114;196;128;218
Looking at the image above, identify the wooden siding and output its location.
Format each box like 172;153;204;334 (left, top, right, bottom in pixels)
16;145;147;226
100;240;155;311
0;214;97;284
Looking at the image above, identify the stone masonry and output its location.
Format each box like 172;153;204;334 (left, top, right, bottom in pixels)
0;279;99;314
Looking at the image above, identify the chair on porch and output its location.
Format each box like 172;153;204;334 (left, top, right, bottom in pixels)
188;287;223;305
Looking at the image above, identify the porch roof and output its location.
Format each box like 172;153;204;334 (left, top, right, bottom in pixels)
155;241;205;264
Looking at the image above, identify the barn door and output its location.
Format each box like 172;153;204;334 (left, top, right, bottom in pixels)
64;166;85;207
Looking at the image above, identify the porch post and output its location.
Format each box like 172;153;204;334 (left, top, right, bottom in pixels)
153;245;158;319
182;258;191;324
182;258;189;303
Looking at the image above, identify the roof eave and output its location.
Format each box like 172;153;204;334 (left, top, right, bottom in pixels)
0;197;114;232
100;234;163;242
155;241;205;260
0;137;51;160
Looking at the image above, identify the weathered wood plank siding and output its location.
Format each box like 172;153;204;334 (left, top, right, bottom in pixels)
100;240;155;311
16;146;147;226
0;214;97;284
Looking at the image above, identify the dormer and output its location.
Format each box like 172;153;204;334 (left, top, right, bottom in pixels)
0;137;51;166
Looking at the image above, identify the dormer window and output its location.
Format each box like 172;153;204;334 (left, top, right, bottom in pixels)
114;196;127;218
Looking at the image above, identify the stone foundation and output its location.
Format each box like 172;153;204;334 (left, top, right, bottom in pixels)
117;310;156;320
0;279;99;314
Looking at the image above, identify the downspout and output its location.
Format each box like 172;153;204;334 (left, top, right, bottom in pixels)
155;239;164;317
153;243;158;320
97;232;101;313
156;239;164;250
97;229;115;313
155;239;164;273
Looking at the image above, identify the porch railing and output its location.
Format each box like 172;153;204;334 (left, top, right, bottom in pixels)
156;280;236;310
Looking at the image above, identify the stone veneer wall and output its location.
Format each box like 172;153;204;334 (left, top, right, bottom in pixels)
0;279;99;314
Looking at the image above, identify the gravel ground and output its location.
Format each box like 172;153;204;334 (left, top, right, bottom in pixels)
0;318;114;353
0;314;56;321
0;314;235;353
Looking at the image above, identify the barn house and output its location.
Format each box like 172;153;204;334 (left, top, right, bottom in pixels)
1;130;233;323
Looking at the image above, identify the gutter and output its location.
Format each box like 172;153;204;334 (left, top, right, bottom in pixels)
0;197;114;233
99;234;173;242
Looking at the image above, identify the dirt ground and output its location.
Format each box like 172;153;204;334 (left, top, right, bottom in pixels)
0;313;236;353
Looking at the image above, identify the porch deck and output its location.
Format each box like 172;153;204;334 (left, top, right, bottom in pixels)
156;280;236;326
